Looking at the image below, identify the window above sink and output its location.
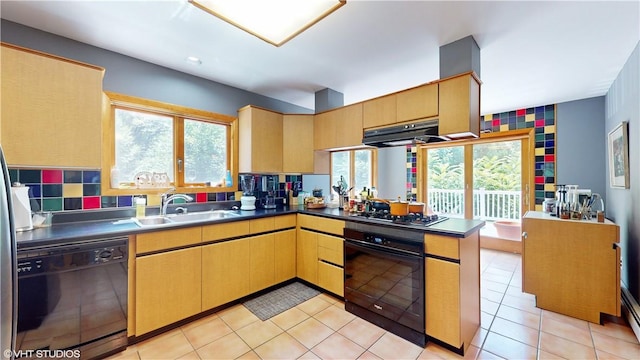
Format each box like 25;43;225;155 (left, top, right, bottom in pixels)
102;92;239;197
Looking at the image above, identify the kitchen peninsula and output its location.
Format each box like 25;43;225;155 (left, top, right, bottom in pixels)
15;205;484;356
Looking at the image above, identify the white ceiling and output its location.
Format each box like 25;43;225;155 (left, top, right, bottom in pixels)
1;0;639;115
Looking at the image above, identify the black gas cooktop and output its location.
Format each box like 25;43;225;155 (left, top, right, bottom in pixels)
350;210;448;228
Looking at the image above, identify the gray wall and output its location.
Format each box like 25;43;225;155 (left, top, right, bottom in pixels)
0;20;312;117
605;41;639;302
556;97;607;203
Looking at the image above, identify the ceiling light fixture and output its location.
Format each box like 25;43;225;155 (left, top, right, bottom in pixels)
186;56;202;65
188;0;346;47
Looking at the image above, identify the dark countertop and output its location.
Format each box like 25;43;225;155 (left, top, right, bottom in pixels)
16;205;484;250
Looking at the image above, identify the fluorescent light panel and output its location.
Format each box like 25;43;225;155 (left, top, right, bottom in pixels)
189;0;345;46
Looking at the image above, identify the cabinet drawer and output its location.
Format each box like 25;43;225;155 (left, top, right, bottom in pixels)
250;217;275;234
136;227;202;254
318;261;344;296
202;221;250;242
317;234;343;266
274;214;296;230
298;214;345;236
425;234;459;260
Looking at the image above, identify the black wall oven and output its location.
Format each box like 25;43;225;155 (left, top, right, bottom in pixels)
344;223;425;346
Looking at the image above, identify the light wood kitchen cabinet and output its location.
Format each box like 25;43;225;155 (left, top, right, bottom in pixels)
297;214;345;295
313;103;363;150
202;237;251;310
296;228;318;283
438;72;480;138
522;211;620;323
363;94;397;129
283;114;314;173
238;105;283;173
317;233;344;296
136;226;202;254
424;232;480;354
1;43;104;167
396;83;438;123
275;229;297;283
250;233;276;292
135;247;202;335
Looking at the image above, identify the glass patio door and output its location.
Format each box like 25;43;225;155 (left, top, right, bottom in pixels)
426;146;466;218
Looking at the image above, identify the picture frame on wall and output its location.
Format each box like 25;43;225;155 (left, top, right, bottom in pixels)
608;121;630;189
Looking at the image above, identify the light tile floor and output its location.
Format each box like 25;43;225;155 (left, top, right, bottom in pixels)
108;249;640;359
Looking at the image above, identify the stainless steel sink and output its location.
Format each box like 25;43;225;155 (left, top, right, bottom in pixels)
134;216;174;226
132;210;240;227
166;210;240;223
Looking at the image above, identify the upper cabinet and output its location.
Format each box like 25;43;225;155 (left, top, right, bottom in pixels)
396;83;438;123
438;73;481;139
238;106;283;173
0;43;104;167
363;94;397;129
283;114;314;173
239;106;315;173
314;103;363;151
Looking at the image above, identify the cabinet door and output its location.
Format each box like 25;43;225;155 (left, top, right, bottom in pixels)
283;114;314;173
1;44;104;167
318;261;344;297
202;238;251;310
425;257;461;348
438;74;480;137
363;94;396;129
250;234;275;292
313;111;335;150
397;83;438;123
135;247;202;335
238;106;283;173
335;103;364;148
275;229;296;283
296;229;318;283
317;233;343;266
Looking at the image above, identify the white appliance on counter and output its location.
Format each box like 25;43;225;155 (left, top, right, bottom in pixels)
10;184;32;232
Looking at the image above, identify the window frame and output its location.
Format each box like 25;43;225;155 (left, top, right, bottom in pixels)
330;148;377;199
101;92;238;196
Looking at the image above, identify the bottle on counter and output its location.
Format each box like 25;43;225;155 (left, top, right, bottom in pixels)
135;197;146;218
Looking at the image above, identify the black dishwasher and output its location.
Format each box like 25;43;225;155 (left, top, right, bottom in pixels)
16;237;128;359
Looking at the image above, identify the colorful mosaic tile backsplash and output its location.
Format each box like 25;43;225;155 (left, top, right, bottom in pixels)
406;104;556;211
6;169;299;212
482;104;556;210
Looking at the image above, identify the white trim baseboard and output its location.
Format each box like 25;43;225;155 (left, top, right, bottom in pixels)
621;283;640;343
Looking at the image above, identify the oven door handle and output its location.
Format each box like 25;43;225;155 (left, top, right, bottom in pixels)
345;238;422;259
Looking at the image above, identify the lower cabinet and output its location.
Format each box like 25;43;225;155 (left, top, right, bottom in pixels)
424;232;480;354
296;228;318;283
135;247;202;335
275;229;296;283
202;238;251;311
250;233;275;292
425;257;461;347
296;225;344;296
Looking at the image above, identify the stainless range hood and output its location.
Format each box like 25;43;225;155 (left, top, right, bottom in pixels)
362;120;449;147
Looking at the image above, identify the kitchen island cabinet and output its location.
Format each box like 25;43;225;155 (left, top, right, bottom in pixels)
424;232;480;355
522;211;621;323
1;42;104;167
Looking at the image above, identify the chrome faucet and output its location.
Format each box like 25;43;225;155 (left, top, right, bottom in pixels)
161;192;193;216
